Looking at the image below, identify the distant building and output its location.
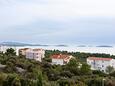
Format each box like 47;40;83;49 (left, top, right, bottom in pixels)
19;48;45;62
0;45;16;53
87;57;115;72
19;48;31;56
51;54;73;65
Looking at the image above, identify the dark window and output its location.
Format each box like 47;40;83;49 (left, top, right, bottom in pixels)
102;70;104;72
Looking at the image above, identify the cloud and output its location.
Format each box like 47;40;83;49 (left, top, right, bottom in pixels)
0;0;115;44
0;0;115;27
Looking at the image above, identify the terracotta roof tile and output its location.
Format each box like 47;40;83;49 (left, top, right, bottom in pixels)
88;57;112;61
33;48;44;51
19;48;30;51
51;54;70;59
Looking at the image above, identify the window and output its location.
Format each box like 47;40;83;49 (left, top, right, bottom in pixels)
102;65;104;67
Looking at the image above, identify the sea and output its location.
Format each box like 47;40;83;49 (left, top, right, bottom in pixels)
15;45;115;55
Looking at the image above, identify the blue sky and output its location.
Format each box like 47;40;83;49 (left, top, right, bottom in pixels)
0;0;115;44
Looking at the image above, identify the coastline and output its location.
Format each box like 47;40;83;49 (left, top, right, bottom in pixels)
15;45;115;55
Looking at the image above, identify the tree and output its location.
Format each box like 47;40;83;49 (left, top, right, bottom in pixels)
110;71;115;77
60;71;73;78
4;73;18;86
58;79;69;86
5;48;16;56
67;58;79;67
80;63;91;75
92;70;106;77
87;78;103;86
66;59;80;75
0;73;7;86
106;66;114;74
36;72;43;86
12;77;21;86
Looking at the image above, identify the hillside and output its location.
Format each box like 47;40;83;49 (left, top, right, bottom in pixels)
0;49;115;86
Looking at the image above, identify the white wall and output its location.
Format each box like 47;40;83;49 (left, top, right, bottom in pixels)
26;50;45;62
26;52;34;59
87;59;113;72
110;59;115;68
52;59;64;65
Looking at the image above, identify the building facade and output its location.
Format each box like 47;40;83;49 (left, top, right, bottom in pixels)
19;48;31;56
19;48;45;62
51;54;73;65
87;57;115;72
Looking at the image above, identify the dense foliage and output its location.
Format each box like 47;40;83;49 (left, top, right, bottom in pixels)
0;49;115;86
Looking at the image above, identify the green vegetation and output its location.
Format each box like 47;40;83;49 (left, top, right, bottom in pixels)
0;49;115;86
106;66;114;74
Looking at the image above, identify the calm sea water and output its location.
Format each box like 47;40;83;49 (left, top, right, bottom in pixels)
16;45;115;55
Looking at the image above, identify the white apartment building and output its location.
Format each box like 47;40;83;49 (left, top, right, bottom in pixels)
87;57;115;73
26;48;45;62
19;48;45;62
51;54;73;65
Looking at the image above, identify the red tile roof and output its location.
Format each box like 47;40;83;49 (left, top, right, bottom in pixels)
88;57;112;61
51;54;70;59
19;48;30;51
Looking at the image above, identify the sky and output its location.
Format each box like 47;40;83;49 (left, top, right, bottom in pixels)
0;0;115;44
